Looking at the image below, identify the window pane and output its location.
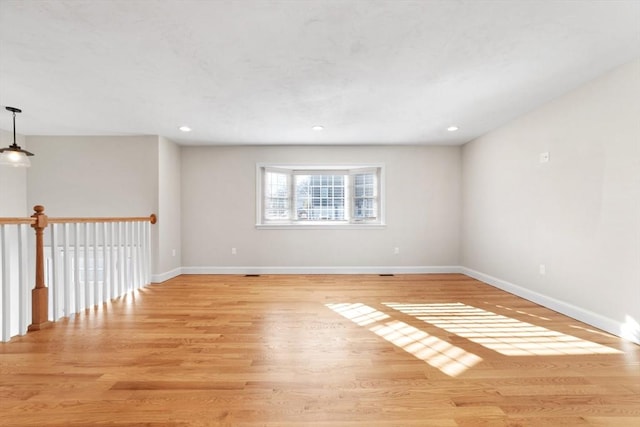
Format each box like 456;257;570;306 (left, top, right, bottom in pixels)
295;174;346;220
265;172;290;219
354;198;377;219
353;172;377;219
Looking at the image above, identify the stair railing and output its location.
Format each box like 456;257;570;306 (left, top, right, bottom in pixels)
0;205;156;341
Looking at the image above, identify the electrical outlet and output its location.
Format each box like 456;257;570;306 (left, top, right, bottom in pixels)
393;247;400;255
171;249;176;257
539;152;550;163
539;264;546;275
231;247;237;255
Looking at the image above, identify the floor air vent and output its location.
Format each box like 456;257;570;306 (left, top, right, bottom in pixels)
379;274;395;277
244;274;261;277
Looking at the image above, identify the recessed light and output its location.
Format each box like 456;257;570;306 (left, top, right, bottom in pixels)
312;125;324;131
447;126;459;132
179;126;192;132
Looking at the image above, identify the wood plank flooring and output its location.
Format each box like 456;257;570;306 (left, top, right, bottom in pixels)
1;274;639;426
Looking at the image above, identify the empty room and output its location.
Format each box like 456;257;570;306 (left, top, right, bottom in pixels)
1;1;639;426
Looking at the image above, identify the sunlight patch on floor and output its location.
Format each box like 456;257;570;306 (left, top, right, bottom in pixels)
490;303;551;321
325;302;390;326
326;303;482;376
384;302;622;356
370;320;483;376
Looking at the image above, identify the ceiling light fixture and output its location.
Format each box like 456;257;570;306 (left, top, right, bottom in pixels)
0;107;33;168
447;126;459;132
179;126;192;132
312;125;324;131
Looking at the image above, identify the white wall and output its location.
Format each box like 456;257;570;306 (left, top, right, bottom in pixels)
26;135;161;274
0;130;28;216
461;58;640;343
26;135;159;216
181;145;461;272
156;136;181;279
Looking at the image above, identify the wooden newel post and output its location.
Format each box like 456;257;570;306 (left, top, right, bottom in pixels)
28;205;51;331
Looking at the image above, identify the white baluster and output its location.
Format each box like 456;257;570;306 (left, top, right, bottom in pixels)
132;222;138;290
146;221;152;284
131;221;137;290
124;221;130;292
84;222;90;310
139;221;145;287
141;221;147;287
144;222;151;285
134;221;142;289
1;225;10;342
101;222;113;303
51;223;60;321
93;222;99;306
130;221;136;290
74;222;81;314
18;224;29;335
110;222;117;299
117;222;124;296
63;223;71;317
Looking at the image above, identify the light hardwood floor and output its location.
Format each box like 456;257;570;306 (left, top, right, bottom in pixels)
1;274;639;426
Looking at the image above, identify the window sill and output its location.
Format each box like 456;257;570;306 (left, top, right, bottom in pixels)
256;222;386;230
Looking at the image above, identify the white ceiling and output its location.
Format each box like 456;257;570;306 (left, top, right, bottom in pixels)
0;0;639;146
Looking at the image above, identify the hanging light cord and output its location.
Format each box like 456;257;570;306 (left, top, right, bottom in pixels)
0;106;34;158
11;108;18;149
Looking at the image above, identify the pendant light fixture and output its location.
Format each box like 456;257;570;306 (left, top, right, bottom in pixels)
0;106;33;167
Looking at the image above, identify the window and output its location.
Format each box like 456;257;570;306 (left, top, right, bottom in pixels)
257;164;384;227
264;170;290;219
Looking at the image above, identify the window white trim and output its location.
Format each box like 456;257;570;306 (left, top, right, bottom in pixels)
256;163;385;228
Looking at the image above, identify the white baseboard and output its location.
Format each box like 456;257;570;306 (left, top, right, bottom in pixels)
181;265;463;275
461;267;640;345
151;267;182;283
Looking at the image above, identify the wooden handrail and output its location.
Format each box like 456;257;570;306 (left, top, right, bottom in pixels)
1;214;157;224
0;218;36;225
49;214;157;224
